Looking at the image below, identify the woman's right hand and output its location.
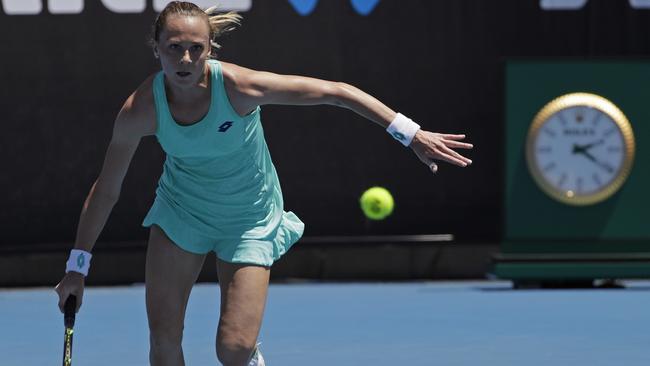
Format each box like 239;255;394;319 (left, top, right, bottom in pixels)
54;272;85;313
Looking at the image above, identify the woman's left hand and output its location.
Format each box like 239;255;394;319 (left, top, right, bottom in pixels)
409;130;473;173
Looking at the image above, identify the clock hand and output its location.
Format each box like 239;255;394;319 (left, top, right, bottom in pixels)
572;143;585;154
579;149;598;163
572;140;604;153
574;148;615;173
581;139;605;151
572;143;591;156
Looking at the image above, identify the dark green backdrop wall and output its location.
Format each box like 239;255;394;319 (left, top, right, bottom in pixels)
2;0;650;248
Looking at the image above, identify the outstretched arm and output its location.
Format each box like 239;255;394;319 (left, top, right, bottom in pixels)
222;62;473;172
72;97;148;253
54;82;154;312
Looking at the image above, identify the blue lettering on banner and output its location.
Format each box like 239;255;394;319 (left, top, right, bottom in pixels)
350;0;381;15
287;0;318;16
7;0;650;17
0;0;382;15
541;0;650;9
218;121;234;132
288;0;381;15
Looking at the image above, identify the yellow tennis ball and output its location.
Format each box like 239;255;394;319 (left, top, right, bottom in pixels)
360;186;394;220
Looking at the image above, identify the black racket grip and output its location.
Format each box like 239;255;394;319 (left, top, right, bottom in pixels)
64;295;76;328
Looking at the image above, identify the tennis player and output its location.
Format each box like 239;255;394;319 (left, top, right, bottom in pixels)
54;2;473;365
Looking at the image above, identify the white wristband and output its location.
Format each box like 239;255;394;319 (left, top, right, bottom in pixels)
386;113;420;146
65;249;92;277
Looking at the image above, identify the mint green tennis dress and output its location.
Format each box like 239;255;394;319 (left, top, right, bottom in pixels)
142;60;304;266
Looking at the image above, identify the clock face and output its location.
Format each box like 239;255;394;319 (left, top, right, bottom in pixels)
527;93;635;205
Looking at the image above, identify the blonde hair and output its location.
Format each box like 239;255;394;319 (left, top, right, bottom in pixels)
151;1;242;56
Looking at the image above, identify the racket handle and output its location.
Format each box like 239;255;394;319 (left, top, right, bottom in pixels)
64;295;76;328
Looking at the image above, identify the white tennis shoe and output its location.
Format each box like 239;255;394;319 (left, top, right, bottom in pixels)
248;344;265;366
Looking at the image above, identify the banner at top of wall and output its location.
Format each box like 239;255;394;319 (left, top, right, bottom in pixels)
0;0;382;16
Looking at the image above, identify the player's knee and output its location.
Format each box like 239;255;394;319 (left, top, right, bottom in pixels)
148;320;184;349
216;336;256;366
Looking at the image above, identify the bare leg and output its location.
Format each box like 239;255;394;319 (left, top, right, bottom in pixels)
215;257;270;366
146;225;206;366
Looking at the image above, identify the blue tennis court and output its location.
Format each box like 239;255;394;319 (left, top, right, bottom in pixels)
3;280;649;365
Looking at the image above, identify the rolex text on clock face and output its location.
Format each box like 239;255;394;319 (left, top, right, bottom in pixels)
532;105;625;198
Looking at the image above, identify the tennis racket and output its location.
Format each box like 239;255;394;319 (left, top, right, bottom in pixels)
62;295;76;366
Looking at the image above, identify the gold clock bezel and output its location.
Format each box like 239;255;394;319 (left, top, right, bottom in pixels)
526;92;635;206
